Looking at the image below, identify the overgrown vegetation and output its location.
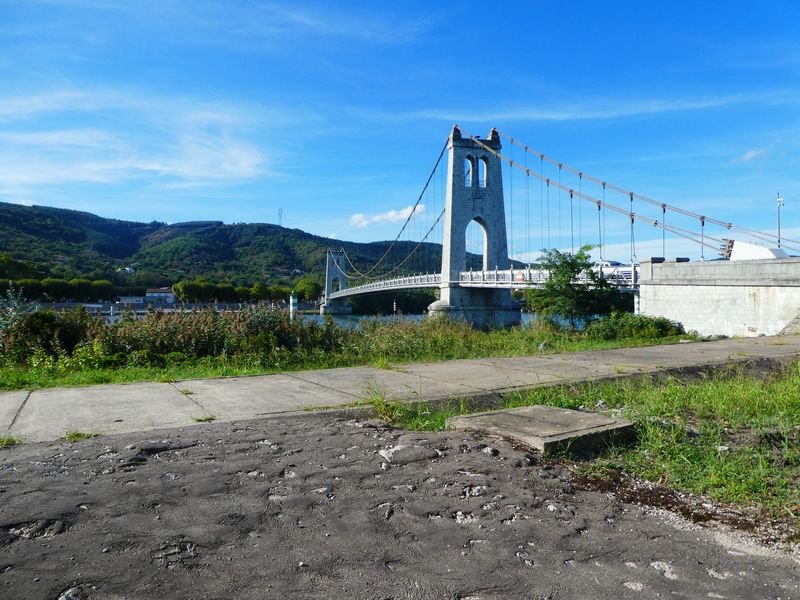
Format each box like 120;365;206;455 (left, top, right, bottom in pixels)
0;304;688;390
525;245;632;325
371;366;800;521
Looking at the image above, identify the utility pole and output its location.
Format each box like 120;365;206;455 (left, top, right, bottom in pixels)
777;193;784;248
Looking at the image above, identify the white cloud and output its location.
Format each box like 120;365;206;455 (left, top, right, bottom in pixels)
391;91;800;124
349;204;425;228
737;149;766;163
0;88;295;191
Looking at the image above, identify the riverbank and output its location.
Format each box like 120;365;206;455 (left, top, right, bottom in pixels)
2;335;799;550
1;412;797;600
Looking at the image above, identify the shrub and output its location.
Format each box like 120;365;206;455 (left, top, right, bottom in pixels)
1;307;97;362
583;312;684;341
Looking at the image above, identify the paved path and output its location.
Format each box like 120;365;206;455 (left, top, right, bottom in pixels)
3;335;800;443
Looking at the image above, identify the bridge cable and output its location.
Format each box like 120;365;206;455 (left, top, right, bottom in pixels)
596;200;603;267
525;148;531;265
339;205;447;282
540;155;546;253
546;179;552;249
700;217;706;261
461;129;800;256
339;138;448;279
578;172;583;248
630;193;637;264
509;143;514;261
569;189;575;252
558;164;562;249
460;129;734;254
497;130;800;248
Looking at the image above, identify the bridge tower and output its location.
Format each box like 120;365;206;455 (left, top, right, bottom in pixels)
428;126;520;328
320;248;352;315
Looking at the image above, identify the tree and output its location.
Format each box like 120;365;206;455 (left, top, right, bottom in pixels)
251;282;269;302
41;278;70;301
90;280;115;301
294;275;322;302
69;278;92;301
525;245;630;327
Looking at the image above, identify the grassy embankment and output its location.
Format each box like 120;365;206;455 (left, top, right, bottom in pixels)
0;308;687;390
370;365;800;526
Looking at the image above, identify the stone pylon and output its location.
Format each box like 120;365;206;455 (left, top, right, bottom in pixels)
428;126;520;328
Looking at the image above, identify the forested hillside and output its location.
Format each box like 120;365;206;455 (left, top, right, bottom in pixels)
0;202;446;287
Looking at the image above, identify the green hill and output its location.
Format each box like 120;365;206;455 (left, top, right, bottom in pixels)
0;202;449;286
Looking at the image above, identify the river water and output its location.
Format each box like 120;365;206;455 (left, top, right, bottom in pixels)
304;312;540;328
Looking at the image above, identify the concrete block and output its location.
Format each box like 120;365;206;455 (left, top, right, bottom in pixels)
446;405;635;456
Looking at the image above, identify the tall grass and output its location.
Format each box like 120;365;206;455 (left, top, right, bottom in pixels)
0;307;690;390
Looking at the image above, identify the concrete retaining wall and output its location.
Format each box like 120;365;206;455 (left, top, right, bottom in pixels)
638;258;800;337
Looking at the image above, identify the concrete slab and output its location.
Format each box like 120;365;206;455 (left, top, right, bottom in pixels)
0;390;29;433
8;383;204;442
289;366;483;401
446;405;635;456
400;359;572;392
176;374;358;419
474;355;628;382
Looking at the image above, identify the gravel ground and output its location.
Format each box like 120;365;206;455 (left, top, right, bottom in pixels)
1;413;798;599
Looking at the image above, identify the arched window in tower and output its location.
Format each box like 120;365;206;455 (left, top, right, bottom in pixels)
464;155;475;188
478;156;489;188
465;218;489;270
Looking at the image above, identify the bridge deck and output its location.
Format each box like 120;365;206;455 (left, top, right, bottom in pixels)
328;267;637;300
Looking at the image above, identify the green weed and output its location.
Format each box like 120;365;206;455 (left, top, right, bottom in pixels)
63;431;99;442
0;436;22;449
192;415;216;422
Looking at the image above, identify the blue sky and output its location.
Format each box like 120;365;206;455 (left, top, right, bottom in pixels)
1;0;799;263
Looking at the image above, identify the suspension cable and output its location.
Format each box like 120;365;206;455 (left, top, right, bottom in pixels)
497;130;800;247
460;129;735;254
340;207;447;281
342;138;448;279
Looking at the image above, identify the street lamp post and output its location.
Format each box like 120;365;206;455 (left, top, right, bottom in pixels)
777;193;784;249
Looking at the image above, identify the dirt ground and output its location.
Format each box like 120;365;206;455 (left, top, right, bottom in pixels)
1;413;798;600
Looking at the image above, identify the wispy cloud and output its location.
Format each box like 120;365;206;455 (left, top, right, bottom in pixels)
350;205;425;228
736;148;766;163
26;0;438;47
394;91;800;123
0;87;297;192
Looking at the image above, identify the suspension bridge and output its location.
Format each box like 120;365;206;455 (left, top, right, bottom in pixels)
321;126;796;328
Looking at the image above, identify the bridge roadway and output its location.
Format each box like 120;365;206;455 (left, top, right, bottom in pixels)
328;266;636;300
2;335;798;443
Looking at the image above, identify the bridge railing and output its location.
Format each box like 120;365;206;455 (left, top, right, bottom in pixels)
457;266;637;288
328;273;441;299
327;265;638;300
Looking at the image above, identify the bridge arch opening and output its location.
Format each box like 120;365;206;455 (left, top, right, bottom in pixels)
478;156;489;188
464;155;475;188
465;218;489;270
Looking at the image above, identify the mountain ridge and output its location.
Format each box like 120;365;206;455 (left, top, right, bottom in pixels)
0;201;446;285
